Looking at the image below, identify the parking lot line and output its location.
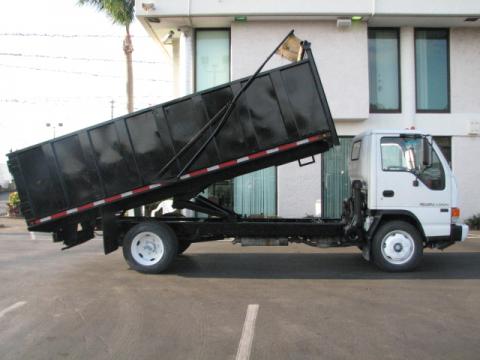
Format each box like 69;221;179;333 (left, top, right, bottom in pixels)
30;232;36;240
235;304;260;360
0;301;27;319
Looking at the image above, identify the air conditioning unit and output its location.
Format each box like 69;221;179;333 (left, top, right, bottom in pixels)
468;120;480;135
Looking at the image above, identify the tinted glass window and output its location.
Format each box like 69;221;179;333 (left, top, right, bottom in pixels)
368;28;400;112
415;29;450;112
351;141;361;160
381;137;445;190
195;30;230;91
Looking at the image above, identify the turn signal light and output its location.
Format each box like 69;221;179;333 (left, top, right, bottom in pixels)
451;207;460;223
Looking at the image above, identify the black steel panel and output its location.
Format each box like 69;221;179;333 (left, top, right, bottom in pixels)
243;75;289;149
88;123;140;196
53;135;102;206
281;62;329;137
202;86;250;160
126;111;169;183
8;51;338;227
17;146;66;218
164;98;220;170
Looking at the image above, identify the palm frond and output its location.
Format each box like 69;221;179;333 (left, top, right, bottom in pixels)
78;0;134;26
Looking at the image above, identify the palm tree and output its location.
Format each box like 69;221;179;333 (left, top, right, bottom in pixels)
78;0;135;114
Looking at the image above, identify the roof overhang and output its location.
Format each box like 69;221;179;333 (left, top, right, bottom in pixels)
136;0;480;45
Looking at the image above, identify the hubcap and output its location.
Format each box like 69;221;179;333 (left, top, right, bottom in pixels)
381;230;415;265
130;232;165;266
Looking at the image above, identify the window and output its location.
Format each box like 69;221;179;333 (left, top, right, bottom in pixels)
368;28;401;112
351;141;361;160
195;30;230;91
381;137;445;190
415;29;450;112
433;136;451;168
195;29;232;211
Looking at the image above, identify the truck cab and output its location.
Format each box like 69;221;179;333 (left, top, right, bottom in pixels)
348;129;469;271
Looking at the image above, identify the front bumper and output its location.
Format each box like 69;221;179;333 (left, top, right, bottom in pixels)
452;224;469;242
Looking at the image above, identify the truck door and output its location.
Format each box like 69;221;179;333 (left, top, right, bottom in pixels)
376;135;451;237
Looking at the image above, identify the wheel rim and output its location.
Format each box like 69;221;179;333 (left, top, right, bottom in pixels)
130;231;165;266
380;230;415;265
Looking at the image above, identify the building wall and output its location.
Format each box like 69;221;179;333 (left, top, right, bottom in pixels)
231;21;368;217
232;22;480;219
453;136;480;219
231;21;369;120
277;156;322;218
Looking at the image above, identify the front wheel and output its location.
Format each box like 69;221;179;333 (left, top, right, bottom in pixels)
122;222;178;274
372;221;423;272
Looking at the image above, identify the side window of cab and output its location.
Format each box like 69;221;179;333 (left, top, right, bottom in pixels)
380;137;445;190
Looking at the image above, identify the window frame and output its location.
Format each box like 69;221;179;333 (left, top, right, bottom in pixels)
368;27;402;114
380;136;446;191
193;28;231;92
414;28;451;114
351;140;362;161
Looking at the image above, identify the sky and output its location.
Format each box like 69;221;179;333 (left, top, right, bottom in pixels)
0;0;174;184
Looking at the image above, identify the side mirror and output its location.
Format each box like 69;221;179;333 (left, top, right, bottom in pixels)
422;137;432;167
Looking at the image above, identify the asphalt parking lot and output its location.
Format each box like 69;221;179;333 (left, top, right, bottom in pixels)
1;219;480;360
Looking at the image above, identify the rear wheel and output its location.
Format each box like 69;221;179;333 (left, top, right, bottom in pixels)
372;221;423;272
122;222;178;274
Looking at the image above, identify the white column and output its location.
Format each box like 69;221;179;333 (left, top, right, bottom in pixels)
400;27;416;128
179;27;194;96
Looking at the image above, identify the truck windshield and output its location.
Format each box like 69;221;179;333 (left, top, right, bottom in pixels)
381;137;445;190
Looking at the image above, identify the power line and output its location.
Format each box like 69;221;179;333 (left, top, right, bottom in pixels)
0;96;165;103
0;32;148;38
0;52;168;65
0;63;172;82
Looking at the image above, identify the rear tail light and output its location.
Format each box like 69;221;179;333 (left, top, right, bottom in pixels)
451;207;460;223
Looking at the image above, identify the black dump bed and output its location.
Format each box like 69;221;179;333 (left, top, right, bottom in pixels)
8;48;338;231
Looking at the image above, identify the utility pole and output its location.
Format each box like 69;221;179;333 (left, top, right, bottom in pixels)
46;122;63;139
110;100;115;119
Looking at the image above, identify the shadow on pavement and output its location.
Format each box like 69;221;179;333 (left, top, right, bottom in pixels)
170;252;480;280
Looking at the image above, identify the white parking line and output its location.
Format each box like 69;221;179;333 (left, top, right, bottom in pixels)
235;304;260;360
30;232;36;240
0;301;27;319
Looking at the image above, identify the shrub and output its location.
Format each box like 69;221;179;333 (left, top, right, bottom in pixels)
465;213;480;230
7;192;21;217
8;192;20;208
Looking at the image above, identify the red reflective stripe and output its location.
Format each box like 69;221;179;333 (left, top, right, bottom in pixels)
78;203;94;212
248;150;268;160
219;160;237;168
278;142;297;151
105;194;122;203
188;168;208;177
132;185;151;194
51;211;67;220
30;134;323;225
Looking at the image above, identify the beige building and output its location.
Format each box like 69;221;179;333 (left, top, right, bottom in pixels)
136;0;480;220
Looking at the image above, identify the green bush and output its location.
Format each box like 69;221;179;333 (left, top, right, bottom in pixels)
466;213;480;230
8;192;20;208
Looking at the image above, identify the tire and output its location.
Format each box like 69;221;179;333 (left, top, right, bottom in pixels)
177;238;191;255
372;220;423;272
122;222;178;274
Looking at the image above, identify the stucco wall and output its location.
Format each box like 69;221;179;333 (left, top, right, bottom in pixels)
452;136;480;220
451;27;480;114
231;21;369;217
277;156;322;218
231;21;369;121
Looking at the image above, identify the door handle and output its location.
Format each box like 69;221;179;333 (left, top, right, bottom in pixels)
383;190;394;197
